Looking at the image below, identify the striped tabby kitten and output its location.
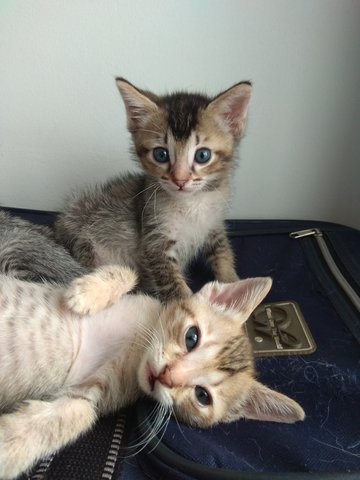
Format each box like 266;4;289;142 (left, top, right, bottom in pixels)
55;78;252;301
0;267;304;479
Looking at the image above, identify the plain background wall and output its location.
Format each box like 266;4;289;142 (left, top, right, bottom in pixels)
0;0;359;228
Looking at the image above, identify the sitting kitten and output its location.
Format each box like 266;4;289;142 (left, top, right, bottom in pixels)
0;210;86;283
0;267;304;479
55;78;252;301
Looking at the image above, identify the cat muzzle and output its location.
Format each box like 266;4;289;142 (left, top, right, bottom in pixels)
156;365;173;388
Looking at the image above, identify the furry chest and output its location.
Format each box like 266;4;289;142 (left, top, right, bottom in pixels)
164;201;224;261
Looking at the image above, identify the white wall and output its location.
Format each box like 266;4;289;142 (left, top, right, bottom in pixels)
1;0;359;228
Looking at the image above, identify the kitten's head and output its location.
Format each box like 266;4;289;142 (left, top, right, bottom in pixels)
116;78;252;195
138;277;305;428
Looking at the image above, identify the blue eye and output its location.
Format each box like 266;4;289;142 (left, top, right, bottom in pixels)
194;148;211;164
153;147;169;163
185;326;199;352
195;386;212;406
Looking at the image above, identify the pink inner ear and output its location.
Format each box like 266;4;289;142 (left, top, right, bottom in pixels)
223;96;250;131
221;93;251;136
208;282;244;309
201;277;272;320
241;381;305;424
116;81;158;130
127;104;145;124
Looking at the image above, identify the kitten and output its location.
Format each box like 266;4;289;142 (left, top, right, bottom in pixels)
55;78;252;301
0;210;86;283
0;266;304;479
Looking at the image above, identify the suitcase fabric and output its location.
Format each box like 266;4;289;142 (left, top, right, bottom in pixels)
2;208;360;480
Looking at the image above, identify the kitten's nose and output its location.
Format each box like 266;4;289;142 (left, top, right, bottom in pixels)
172;178;188;189
157;366;173;388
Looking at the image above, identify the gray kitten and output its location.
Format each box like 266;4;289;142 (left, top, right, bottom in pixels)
55;78;252;301
0;210;86;283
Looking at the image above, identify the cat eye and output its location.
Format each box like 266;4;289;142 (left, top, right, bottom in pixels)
195;386;212;406
194;148;211;164
185;326;199;352
153;147;169;163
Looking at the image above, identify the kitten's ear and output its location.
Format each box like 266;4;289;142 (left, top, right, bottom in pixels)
115;78;159;132
198;277;272;323
207;81;252;137
227;380;305;424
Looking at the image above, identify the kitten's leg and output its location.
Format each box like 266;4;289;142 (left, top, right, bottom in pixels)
0;396;97;479
203;228;239;283
141;242;192;302
64;265;138;315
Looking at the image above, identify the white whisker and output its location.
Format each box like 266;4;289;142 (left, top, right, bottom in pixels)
123;402;170;457
129;182;158;201
132;128;163;136
141;186;159;229
170;405;191;445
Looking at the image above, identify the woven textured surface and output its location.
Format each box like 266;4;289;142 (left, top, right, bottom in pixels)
21;412;128;480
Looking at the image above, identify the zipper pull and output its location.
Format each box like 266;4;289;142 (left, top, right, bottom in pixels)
289;228;322;239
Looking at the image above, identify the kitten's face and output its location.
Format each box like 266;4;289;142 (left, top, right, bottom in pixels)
116;79;252;195
137;278;305;427
138;295;254;427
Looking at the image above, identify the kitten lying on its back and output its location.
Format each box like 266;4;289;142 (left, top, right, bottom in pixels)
55;78;252;301
0;266;304;479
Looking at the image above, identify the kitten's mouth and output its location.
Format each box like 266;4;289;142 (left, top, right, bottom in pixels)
146;363;156;391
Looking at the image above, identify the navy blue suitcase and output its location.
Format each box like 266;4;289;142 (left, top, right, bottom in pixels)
3;208;360;480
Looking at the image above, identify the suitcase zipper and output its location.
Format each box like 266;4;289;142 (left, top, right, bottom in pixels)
290;228;360;313
101;413;127;480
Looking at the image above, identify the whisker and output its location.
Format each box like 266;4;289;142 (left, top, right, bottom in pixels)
153;185;160;226
132;128;164;136
141;187;158;229
123;402;170;456
147;409;172;454
170;406;191;445
129;182;158;201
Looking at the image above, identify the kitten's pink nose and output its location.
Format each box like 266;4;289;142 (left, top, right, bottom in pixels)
157;366;173;388
172;178;188;189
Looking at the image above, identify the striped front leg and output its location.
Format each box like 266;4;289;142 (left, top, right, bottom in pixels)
140;238;192;302
203;227;239;283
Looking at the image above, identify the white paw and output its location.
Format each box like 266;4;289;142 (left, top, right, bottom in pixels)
65;265;138;315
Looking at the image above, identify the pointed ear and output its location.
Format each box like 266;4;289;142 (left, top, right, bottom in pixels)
228;380;305;424
207;81;252;137
198;277;272;323
115;78;159;132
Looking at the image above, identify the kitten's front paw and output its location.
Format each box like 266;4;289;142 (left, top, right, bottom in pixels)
215;270;240;284
221;273;240;283
65;265;138;315
157;283;193;303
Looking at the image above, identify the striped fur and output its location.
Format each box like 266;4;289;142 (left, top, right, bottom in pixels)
0;210;86;284
0;269;304;478
55;79;252;301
